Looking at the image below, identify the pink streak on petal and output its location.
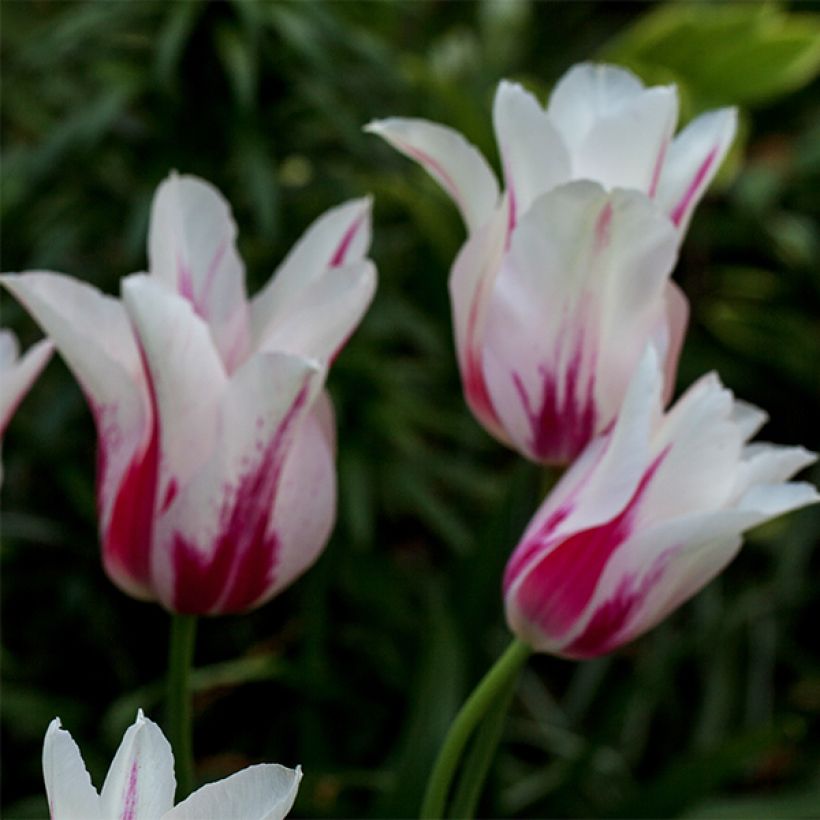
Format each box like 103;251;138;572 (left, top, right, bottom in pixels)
120;759;139;820
669;147;718;227
401;144;465;218
648;140;668;198
98;403;158;592
511;449;668;641
330;214;365;268
512;344;597;464
594;201;613;254
170;387;309;614
564;553;669;658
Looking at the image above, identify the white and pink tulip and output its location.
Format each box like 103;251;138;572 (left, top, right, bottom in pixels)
43;710;301;820
503;347;819;659
2;173;376;614
368;62;736;464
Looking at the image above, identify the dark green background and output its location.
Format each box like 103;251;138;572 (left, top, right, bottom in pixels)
2;1;819;817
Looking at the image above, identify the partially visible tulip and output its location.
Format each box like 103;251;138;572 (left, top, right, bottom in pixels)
368;63;734;464
503;347;818;659
43;710;301;820
368;62;736;236
0;329;53;483
2;173;376;613
0;329;53;436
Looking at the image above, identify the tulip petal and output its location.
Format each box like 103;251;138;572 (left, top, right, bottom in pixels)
641;373;746;520
0;332;53;434
0;272;154;598
43;718;102;820
448;197;511;441
122;275;228;494
250;198;371;347
164;764;302;820
152;352;324;614
99;710;176;820
492;81;571;220
656;108;737;231
257;259;376;363
547;63;678;193
148;173;251;370
262;403;336;604
366;118;500;233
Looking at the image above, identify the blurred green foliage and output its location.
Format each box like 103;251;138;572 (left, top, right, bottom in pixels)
1;1;819;818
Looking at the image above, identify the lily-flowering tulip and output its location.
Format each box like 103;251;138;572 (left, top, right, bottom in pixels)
367;62;736;464
44;710;301;820
2;173;376;613
503;347;819;659
0;329;53;482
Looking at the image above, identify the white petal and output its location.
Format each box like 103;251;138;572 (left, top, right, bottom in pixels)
262;403;336;604
366;117;500;233
250;198;372;347
122;275;228;496
656;108;737;231
257;259;376;364
733;443;816;499
43;718;102;820
0;334;53;434
151;352;324;614
731;400;768;441
737;481;820;520
100;710;176;820
492;80;571;217
0;272;145;414
654;280;689;405
547;63;647;145
148;173;251;369
447;197;511;441
573;86;678;193
164;764;302;820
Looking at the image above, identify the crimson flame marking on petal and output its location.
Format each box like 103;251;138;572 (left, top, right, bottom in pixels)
120;759;139;820
512;344;597;464
98;403;158;592
170;386;309;614
511;449;668;641
669;147;718;227
564;552;669;658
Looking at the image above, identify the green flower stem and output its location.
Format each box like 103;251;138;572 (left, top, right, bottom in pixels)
420;639;531;819
166;613;198;801
448;665;520;818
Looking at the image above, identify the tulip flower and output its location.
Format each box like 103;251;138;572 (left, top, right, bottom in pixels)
0;329;53;482
368;63;735;464
503;347;819;659
2;173;376;614
43;710;301;820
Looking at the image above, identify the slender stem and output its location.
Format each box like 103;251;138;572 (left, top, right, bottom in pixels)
420;639;531;819
448;666;520;818
166;613;198;801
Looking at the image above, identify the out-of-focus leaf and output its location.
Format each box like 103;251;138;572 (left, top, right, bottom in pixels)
605;4;820;107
